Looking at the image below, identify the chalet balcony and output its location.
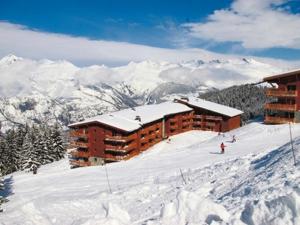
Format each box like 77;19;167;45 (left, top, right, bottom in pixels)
104;133;137;143
104;154;131;162
193;121;203;126
182;121;192;126
205;122;216;127
205;115;223;121
264;115;294;124
266;88;297;97
194;115;222;121
70;141;89;148
169;118;178;123
264;103;297;111
69;130;88;139
148;133;156;139
70;150;90;158
105;142;137;153
170;123;179;129
181;116;192;121
70;160;91;167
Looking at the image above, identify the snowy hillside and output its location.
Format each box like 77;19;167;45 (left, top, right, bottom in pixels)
1;122;300;225
0;54;283;129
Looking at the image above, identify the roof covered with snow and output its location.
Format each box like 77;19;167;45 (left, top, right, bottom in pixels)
263;68;300;82
68;101;193;132
177;97;243;117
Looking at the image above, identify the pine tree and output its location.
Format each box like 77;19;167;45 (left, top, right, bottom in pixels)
22;128;41;173
38;126;55;164
49;124;65;161
0;137;10;175
14;126;28;169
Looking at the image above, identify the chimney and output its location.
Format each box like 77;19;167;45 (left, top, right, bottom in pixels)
135;115;141;122
180;97;189;102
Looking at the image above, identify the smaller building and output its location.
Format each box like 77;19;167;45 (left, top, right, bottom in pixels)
175;97;243;132
68;98;243;167
263;69;300;124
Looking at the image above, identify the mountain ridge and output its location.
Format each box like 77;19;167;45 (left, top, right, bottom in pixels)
0;54;284;129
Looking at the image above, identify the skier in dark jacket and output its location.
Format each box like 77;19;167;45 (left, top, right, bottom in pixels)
220;142;226;154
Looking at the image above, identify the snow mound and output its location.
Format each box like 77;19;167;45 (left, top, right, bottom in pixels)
82;203;131;225
160;190;230;225
240;192;300;225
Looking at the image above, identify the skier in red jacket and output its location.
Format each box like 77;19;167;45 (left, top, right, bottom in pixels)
220;142;226;154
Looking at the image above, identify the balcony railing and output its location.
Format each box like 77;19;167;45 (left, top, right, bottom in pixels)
205;115;223;121
69;130;88;139
104;133;137;143
193;115;222;121
148;133;156;139
264;103;297;111
205;122;216;127
104;154;131;162
182;121;192;126
70;160;91;167
266;88;297;97
169;118;177;123
70;150;90;158
105;142;137;153
193;121;203;125
264;115;294;124
70;141;89;148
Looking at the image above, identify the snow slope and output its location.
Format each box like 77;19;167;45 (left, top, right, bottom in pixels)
1;122;300;225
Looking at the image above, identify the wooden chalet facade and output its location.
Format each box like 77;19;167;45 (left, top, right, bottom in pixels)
264;69;300;124
68;98;243;167
175;98;242;132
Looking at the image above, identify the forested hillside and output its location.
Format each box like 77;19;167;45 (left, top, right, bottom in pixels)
200;84;268;123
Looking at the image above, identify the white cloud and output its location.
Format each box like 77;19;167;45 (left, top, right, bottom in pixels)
184;0;300;49
0;21;233;66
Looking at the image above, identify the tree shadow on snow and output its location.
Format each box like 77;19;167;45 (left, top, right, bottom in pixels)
0;176;14;199
209;152;223;155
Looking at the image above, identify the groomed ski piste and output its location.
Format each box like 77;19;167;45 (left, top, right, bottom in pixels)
1;121;300;225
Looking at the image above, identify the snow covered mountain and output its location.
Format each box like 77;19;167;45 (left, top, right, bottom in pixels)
1;122;300;224
0;54;283;128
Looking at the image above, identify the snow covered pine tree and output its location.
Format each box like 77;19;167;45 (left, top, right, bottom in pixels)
22;127;41;173
49;124;65;161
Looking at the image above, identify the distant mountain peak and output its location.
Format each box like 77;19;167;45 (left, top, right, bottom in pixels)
0;54;23;65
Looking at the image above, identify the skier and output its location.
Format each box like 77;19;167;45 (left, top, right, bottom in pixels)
232;135;236;143
220;142;226;154
32;165;38;175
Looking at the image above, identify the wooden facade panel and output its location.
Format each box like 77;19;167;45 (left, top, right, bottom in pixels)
226;116;241;131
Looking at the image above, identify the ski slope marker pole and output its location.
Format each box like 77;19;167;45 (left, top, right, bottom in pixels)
104;163;112;194
180;168;187;185
289;122;296;166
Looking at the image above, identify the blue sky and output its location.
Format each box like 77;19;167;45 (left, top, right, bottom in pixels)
0;0;231;47
1;0;300;65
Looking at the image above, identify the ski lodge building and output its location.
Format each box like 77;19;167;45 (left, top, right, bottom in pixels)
264;69;300;124
68;98;243;167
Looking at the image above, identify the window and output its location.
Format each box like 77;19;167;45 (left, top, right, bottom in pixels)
287;85;296;91
112;131;119;136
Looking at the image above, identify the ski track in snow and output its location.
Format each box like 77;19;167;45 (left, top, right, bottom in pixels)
1;122;300;225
